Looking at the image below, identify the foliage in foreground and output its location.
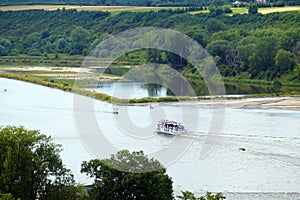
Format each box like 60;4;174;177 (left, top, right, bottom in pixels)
0;126;226;200
0;193;20;200
0;126;78;200
178;190;225;200
81;149;174;200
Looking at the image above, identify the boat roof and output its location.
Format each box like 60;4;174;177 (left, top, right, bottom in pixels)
159;120;182;125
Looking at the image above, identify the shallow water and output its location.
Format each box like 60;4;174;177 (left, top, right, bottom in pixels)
91;80;300;98
1;78;300;199
89;81;168;98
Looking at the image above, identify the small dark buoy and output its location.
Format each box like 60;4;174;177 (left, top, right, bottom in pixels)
113;108;118;114
4;89;7;92
239;147;246;151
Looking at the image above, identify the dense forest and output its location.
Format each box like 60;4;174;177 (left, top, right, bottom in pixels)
0;7;300;82
1;0;300;6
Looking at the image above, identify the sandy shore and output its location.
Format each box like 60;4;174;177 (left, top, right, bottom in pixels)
1;66;300;110
0;66;121;81
145;96;300;111
198;96;300;111
0;66;91;73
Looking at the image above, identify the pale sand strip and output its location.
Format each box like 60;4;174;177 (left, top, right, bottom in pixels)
1;66;300;110
0;66;91;73
207;96;300;111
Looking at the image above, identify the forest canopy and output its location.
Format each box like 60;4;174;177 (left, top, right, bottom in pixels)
0;7;300;82
1;0;300;6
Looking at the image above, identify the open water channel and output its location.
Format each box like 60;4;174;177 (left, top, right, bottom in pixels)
1;78;300;199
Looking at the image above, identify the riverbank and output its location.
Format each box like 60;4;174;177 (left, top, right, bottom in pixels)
133;96;300;111
2;77;300;198
1;67;300;111
204;96;300;111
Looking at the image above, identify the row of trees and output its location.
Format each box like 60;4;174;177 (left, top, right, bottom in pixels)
1;0;300;6
0;126;224;200
0;8;300;81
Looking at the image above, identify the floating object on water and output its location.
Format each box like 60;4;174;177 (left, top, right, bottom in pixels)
113;107;118;114
3;89;7;92
156;120;187;135
239;147;246;151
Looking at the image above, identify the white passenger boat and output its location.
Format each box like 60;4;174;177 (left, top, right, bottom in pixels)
156;120;187;135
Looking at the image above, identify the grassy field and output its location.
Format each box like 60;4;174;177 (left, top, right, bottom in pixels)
231;6;300;15
2;5;299;15
189;6;300;15
0;5;175;13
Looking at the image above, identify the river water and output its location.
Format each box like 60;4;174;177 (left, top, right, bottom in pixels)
91;80;300;98
1;78;300;199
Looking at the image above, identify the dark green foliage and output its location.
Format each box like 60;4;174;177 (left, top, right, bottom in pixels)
178;191;225;200
249;36;280;78
0;0;299;6
81;150;174;200
206;18;227;34
275;49;297;73
70;26;92;55
0;126;76;200
248;4;258;15
0;9;300;82
273;79;282;88
0;193;19;200
0;0;212;6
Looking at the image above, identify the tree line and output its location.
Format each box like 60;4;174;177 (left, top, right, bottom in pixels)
0;7;300;82
1;0;300;6
0;126;225;200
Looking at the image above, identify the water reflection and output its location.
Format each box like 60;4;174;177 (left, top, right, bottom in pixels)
92;80;300;98
92;82;168;99
2;78;300;198
141;83;163;97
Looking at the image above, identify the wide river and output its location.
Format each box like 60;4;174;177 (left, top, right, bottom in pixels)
1;78;300;199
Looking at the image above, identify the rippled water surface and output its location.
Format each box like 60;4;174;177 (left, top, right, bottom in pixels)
1;78;300;199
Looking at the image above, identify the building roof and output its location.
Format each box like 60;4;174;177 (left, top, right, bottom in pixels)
232;1;241;5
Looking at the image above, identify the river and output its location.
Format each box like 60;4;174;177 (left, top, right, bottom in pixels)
90;80;300;98
1;78;300;199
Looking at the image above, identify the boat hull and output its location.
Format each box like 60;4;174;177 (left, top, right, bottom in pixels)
156;129;187;136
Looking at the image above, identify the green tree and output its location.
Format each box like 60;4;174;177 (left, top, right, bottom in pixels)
70;27;92;55
275;49;297;74
236;36;259;71
248;4;258;15
249;36;280;78
206;40;230;64
57;38;68;53
177;191;198;200
81;150;174;200
0;193;20;200
294;65;300;80
199;192;225;200
0;38;11;56
206;19;226;34
210;0;227;6
0;126;76;200
280;28;300;52
177;191;225;200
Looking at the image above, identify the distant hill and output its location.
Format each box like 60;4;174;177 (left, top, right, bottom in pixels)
1;0;300;7
0;8;300;82
0;0;211;6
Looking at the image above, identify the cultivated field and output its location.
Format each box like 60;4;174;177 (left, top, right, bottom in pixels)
189;6;300;15
2;5;299;14
0;5;173;12
231;6;300;14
